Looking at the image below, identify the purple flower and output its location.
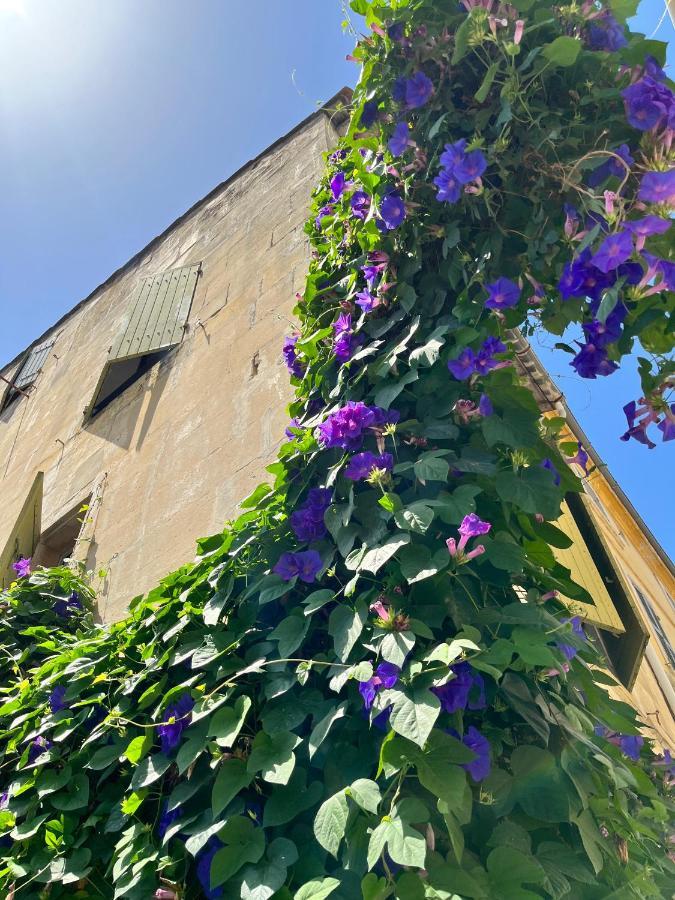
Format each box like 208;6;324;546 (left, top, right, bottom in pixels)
362;262;386;287
12;557;31;578
484;277;521;310
361;100;380;129
290;488;332;542
474;347;503;376
448;348;477;380
587;144;634;187
478;394;493;417
559;250;618;300
461;727;491;782
658;405;675;442
330;172;347;200
433;167;462;203
570;342;619;379
387;22;404;42
404;71;434;108
389;121;412;156
317;402;397;451
590;230;633;273
285;418;300;439
273;550;323;584
54;590;83;617
315;204;334;229
455;148;487;184
582;303;626;348
158;803;182;840
378;192;406;230
558;616;586;661
334;331;360;363
622;77;675;132
432;663;486;713
459;514;492;540
541;458;561;486
483;336;506;355
624;215;670;242
619;734;644;762
359;662;400;711
566;442;590;476
27;736;52;764
196;837;224;900
157;693;194;755
644;55;666;81
351;191;371;220
638;170;675;206
586;11;627;52
49;686;67;714
334;313;352;336
344;451;394;481
392;76;407;104
355;289;378;313
282;334;304;380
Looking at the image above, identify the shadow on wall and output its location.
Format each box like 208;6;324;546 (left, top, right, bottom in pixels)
81;351;175;452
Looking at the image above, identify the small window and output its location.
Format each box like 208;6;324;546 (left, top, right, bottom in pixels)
552;492;648;688
34;497;92;568
85;263;200;418
1;340;54;412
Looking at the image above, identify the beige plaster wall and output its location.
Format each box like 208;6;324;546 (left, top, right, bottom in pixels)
0;108;340;621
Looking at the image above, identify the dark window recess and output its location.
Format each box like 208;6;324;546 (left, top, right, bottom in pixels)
1;339;54;412
35;498;91;567
631;582;675;669
89;350;168;417
565;492;649;690
85;263;200;419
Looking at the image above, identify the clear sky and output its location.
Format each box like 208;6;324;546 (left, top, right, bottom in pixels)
0;0;672;555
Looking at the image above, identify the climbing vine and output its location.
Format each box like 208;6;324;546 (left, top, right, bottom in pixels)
0;1;673;898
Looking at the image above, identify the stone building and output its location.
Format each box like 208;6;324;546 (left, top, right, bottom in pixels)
1;90;673;747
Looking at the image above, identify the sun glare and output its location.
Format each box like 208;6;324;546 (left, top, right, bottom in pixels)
0;0;26;17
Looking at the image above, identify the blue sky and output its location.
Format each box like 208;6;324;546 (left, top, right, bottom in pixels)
0;0;672;555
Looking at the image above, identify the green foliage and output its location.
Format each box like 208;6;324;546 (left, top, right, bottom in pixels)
0;1;673;898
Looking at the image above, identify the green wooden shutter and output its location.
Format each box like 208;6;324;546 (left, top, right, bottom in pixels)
3;339;54;396
0;472;43;589
109;263;200;362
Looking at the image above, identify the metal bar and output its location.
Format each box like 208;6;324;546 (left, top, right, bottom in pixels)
0;374;30;398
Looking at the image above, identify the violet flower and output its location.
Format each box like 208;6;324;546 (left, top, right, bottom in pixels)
557;616;586;661
658;404;675;442
54;590;83;618
317;402;399;451
622;77;674;132
282;334;304;379
355;289;379;313
49;685;67;714
378;192;406;230
624;215;671;251
461;727;491;782
27;736;52;764
344;451;393;481
484;277;521;310
12;557;31;578
404;71;434;108
586;11;627;52
196;837;224;900
158;802;182;840
587;144;634;187
351;191;371;221
570;342;618;379
566;442;591;476
541;458;561;486
315;204;334;229
446;514;491;562
361;100;380;129
157;693;194;755
273;550;323;584
330;172;347;201
590;230;633;273
290;488;332;543
638;170;675;206
359;662;400;710
432;663;486;713
388;121;412;156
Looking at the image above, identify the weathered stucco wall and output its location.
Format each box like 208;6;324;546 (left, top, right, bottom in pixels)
0;101;344;621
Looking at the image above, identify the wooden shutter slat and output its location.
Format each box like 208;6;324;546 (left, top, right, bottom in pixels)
109;264;200;363
553;500;625;633
169;264;200;345
109;279;152;360
140;270;180;354
12;341;54;390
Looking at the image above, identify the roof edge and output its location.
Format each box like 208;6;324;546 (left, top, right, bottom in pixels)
2;87;354;375
512;331;675;580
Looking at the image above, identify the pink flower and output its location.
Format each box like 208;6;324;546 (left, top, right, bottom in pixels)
446;515;491;564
